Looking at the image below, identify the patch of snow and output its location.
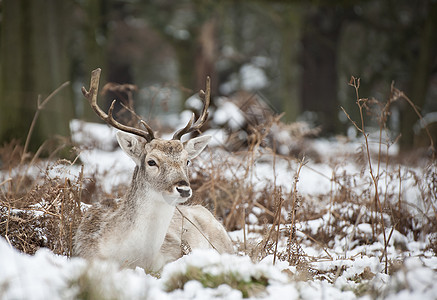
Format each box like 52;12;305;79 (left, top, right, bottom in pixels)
240;64;268;91
219;59;269;94
70;119;116;151
357;223;373;235
213;99;245;130
382;257;437;300
220;74;239;95
161;249;289;290
185;94;204;111
1;236;437;299
248;213;258;224
204;128;229;148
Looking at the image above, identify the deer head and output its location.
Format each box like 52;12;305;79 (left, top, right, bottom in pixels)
81;68;211;205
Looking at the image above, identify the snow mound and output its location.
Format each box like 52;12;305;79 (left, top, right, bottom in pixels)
1;237;437;299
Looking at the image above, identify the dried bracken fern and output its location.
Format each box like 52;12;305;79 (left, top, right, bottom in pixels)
0;82;84;256
0;161;84;256
0;76;435;299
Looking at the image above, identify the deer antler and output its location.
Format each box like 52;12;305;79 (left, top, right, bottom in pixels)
81;68;155;142
173;76;211;140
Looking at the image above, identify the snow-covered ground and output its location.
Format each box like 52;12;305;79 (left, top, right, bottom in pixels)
1;119;436;299
1;236;436;299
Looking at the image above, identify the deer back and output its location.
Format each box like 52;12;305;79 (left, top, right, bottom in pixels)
160;205;234;264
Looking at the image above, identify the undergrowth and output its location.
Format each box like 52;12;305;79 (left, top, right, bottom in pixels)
0;155;85;255
164;265;269;298
0;78;435;299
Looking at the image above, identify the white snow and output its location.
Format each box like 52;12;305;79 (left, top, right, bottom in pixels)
240;64;268;91
4;238;435;300
1;119;436;299
213;98;245;130
220;60;269;94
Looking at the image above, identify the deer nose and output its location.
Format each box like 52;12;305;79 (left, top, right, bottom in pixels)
176;186;191;198
177;180;189;187
174;180;191;198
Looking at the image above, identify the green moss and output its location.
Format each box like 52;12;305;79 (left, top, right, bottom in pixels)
68;265;123;300
164;266;269;298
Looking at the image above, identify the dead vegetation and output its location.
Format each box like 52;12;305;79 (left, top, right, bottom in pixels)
0;79;435;293
0;154;85;255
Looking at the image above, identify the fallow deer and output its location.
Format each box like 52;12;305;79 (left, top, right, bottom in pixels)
73;68;233;272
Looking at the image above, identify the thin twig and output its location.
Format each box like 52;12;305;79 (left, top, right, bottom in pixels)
0;178;12;187
396;88;435;158
242;207;247;254
273;192;283;265
21;81;70;165
346;76;388;273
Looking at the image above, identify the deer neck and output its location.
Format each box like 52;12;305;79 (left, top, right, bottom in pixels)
115;169;176;269
125;186;175;243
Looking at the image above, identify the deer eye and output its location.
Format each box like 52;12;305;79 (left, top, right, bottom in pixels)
147;160;157;167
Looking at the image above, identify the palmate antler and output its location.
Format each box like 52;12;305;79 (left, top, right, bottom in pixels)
82;68;210;142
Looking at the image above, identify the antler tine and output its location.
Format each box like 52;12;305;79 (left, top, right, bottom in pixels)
81;68;155;142
172;113;195;140
140;120;155;138
173;76;211;140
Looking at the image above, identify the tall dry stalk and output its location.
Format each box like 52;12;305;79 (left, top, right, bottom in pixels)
285;157;305;266
15;81;70;193
341;76;436;273
0;81;86;256
342;76;389;272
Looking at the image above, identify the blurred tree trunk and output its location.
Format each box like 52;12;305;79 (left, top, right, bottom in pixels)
195;17;218;95
106;17;134;119
300;7;343;134
278;7;302;123
141;2;219;107
80;0;107;121
400;1;437;151
173;39;197;97
0;0;73;152
172;17;219;102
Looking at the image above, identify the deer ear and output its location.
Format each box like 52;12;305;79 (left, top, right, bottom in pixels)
184;135;211;160
116;131;144;165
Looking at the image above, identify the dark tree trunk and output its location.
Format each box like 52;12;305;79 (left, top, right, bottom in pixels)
278;7;302;123
195;18;218;96
300;7;343;135
0;0;73;152
400;1;437;151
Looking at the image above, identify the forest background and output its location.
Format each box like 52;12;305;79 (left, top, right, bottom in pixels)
0;0;436;154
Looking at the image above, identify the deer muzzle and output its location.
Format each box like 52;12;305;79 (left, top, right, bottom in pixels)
174;179;190;198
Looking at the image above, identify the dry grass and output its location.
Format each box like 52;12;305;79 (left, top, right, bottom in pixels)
0;83;88;256
0;77;435;293
0;155;85;255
